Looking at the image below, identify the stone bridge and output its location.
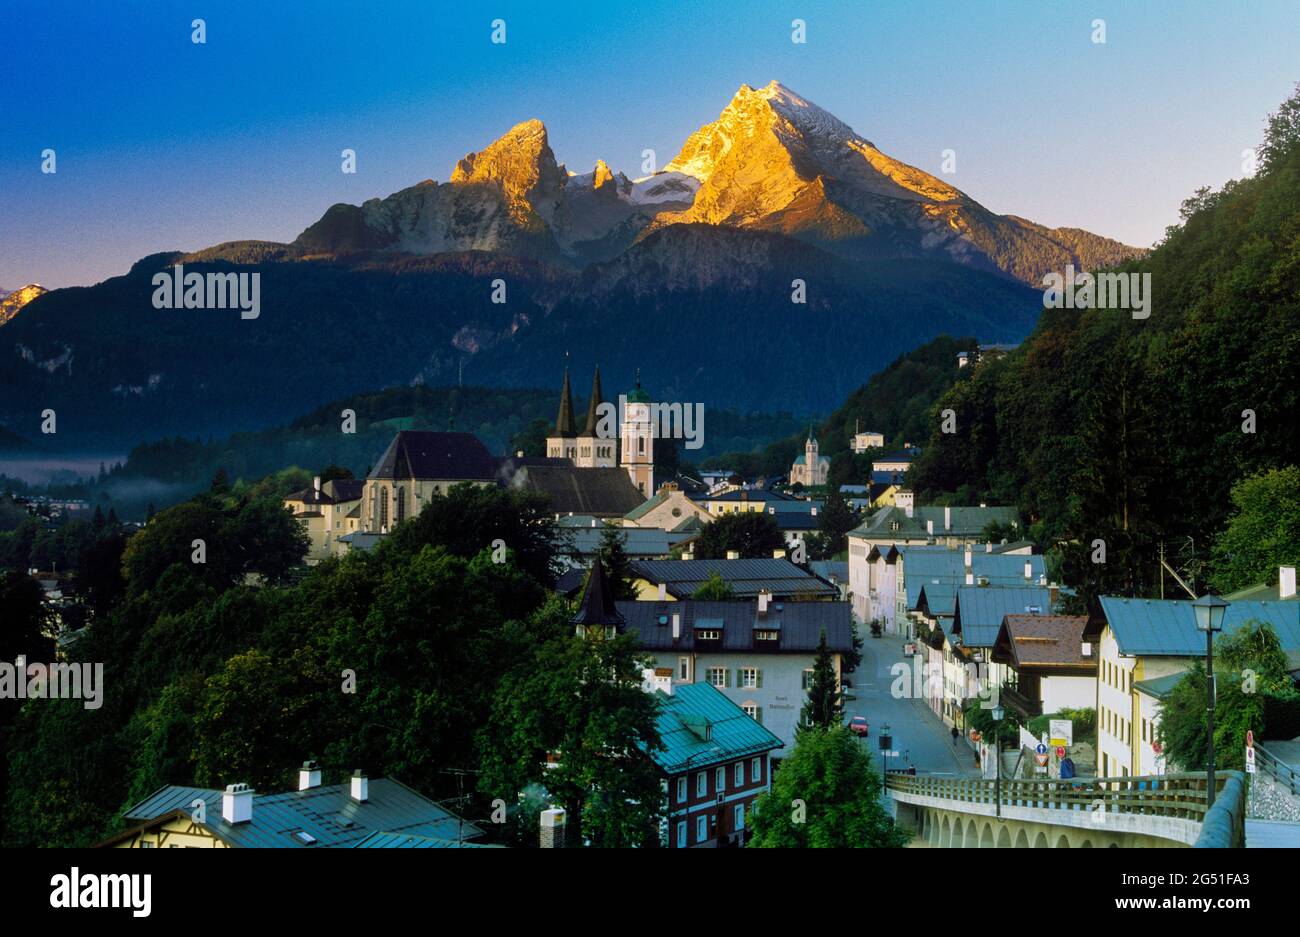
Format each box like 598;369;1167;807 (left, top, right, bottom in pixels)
886;771;1246;848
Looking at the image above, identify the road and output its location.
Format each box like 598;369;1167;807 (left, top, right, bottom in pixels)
843;633;980;779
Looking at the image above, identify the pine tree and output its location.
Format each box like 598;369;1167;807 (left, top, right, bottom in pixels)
817;485;857;555
593;525;639;600
800;628;842;731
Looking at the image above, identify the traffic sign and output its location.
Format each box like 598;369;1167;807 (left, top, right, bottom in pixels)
1035;752;1049;767
1035;743;1047;755
1056;746;1066;759
1246;745;1256;774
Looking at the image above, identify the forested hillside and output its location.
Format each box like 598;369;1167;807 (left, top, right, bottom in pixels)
909;86;1300;610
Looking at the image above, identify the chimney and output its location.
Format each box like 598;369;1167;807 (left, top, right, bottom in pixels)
758;591;770;614
964;545;972;567
726;550;740;560
350;770;369;803
1049;584;1060;607
540;807;567;848
658;582;667;600
314;475;321;492
985;542;992;553
298;760;322;790
944;506;951;531
672;613;681;641
1024;560;1032;580
1281;566;1297;600
222;783;254;825
926;520;934;535
965;570;974;586
1081;641;1093;658
811;507;818;516
682;550;695;561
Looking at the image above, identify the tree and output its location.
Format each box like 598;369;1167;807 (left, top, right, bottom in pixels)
799;629;842;731
319;465;354;484
691;570;735;600
1258;82;1300;173
509;418;551;458
593;526;639;600
693;512;786;560
1210;466;1300;595
748;726;907;848
210;468;231;496
816;487;858;556
478;596;664;847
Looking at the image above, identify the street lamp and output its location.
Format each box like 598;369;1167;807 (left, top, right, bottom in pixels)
1192;594;1229;808
991;704;1005;818
879;723;892;777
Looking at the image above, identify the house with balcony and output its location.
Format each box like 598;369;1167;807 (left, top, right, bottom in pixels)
990;613;1097;719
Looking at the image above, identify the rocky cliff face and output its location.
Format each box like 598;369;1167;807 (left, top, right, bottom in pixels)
0;284;48;326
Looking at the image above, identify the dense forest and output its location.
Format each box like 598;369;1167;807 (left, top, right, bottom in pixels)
909;85;1300;611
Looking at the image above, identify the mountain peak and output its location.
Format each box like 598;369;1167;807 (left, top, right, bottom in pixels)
0;283;48;326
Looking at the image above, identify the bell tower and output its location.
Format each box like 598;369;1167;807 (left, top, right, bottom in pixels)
621;371;654;497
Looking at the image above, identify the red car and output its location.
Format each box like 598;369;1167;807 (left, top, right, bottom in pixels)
848;716;869;737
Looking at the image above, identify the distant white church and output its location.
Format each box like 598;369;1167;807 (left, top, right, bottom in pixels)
790;427;829;487
546;366;656;497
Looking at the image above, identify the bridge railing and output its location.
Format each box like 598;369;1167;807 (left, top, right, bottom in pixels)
1254;742;1299;797
886;771;1230;822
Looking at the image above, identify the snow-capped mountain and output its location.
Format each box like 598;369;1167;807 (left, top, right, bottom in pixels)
0;284;47;326
290;80;1138;283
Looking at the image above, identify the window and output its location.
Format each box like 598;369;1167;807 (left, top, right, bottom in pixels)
676;777;686;803
802;668;814;690
734;762;744;786
742;703;758;721
751;757;761;782
716;767;725;792
755;630;778;641
676;821;687;848
707;667;728;688
741;668;760;689
696;771;707;797
696;815;708;843
678;657;689;680
734;804;745;831
697;629;721;640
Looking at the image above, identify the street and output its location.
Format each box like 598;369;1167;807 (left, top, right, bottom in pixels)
843;633;980;779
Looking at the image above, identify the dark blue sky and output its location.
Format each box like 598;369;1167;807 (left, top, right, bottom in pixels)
3;0;1297;287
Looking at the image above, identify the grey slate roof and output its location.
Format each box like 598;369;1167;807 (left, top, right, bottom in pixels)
628;558;838;599
559;526;692;558
851;504;1020;540
615;598;853;653
120;778;483;848
506;465;645;517
368;431;496;482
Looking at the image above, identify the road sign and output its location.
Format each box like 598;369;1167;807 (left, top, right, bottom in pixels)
1246;729;1254;748
1246;745;1256;774
1035;743;1047;755
1049;719;1073;747
1035;752;1049;767
1056;746;1066;759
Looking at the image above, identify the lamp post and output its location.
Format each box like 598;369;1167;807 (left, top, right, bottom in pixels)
1192;594;1228;808
991;704;1004;818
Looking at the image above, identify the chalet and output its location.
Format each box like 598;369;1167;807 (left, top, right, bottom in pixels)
991;614;1097;719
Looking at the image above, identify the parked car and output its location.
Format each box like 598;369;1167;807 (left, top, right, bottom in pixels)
848;715;869;737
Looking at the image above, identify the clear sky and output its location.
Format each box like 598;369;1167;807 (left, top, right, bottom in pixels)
3;0;1297;288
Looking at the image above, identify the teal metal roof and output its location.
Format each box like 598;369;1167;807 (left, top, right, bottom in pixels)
121;778;483;848
644;683;783;775
901;550;1046;608
1133;671;1189;701
352;831;499;848
953;586;1052;647
1100;597;1300;660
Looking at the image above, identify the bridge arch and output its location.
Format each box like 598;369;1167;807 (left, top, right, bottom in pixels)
979;823;993;848
965;819;978;848
1014;828;1029;848
996;826;1011;848
1055;834;1070;849
1033;831;1048;848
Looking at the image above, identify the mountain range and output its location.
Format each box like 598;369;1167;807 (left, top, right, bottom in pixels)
0;82;1140;452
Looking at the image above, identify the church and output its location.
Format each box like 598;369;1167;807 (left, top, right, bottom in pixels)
789;427;829;487
547;365;656;498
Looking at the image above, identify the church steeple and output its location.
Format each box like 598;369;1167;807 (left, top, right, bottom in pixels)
555;365;576;438
582;365;604;437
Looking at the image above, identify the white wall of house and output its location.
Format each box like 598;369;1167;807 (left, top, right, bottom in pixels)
1040;675;1096;714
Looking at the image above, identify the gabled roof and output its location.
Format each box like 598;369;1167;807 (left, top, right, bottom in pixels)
284;478;366;506
850;504;1019;540
118;778;482;848
368;431;496;482
993;614;1094;669
560;527;692;558
627;558;838;599
617;599;853;653
1100;597;1300;659
646;683;783;775
953;586;1053;647
901;549;1046;610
